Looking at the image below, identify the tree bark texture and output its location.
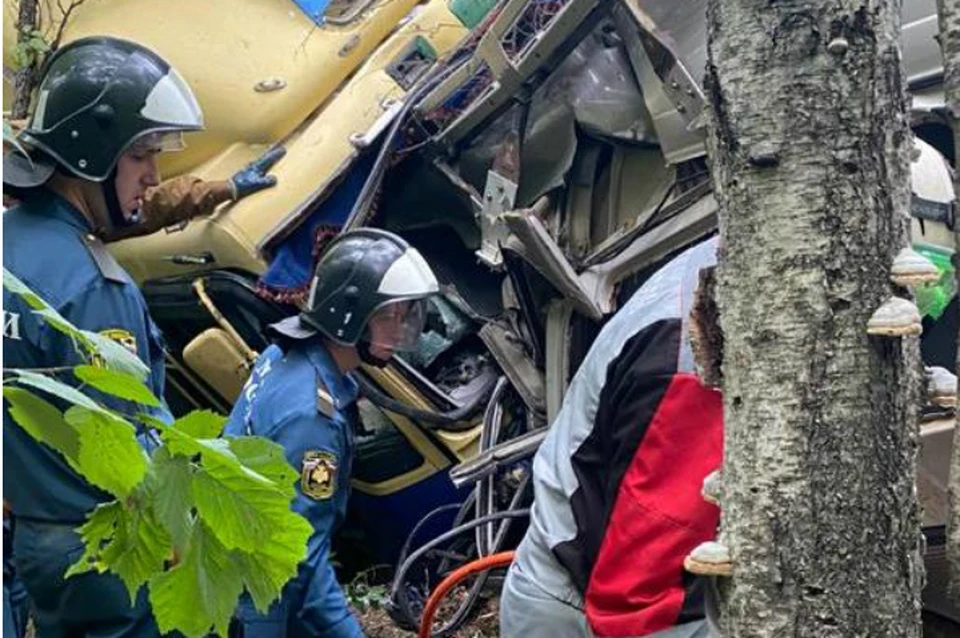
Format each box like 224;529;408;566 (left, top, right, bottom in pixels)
705;1;924;636
11;0;39;120
937;0;960;599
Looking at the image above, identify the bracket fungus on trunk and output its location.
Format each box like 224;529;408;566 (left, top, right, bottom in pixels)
866;296;923;337
684;540;733;577
889;247;940;287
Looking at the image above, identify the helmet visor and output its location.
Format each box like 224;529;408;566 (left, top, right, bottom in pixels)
360;298;428;354
128;131;187;154
139;62;204;130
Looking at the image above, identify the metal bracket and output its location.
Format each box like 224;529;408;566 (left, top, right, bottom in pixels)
476;170;518;268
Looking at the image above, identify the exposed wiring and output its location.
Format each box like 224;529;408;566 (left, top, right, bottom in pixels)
390;470;531;636
438;471;529;636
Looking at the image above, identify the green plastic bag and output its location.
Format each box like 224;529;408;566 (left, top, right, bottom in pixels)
914;242;956;320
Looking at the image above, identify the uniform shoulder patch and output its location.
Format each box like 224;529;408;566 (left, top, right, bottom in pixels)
316;382;336;419
82;233;129;284
301;450;338;500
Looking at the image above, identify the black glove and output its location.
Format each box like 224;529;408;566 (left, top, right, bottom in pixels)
229;145;286;200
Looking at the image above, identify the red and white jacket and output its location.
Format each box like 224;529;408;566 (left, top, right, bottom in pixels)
514;237;723;637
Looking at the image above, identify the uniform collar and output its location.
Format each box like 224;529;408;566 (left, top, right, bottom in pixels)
24;187;93;234
305;340;359;411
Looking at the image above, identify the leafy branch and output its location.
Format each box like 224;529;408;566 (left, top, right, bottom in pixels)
2;268;311;637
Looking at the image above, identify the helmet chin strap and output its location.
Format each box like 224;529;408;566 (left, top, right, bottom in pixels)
101;167;136;233
357;341;391;368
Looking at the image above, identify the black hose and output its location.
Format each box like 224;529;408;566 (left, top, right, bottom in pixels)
397;500;474;576
356;372;498;430
435;471;530;637
437;490;480;576
477;377;510;555
388;497;477;631
391;380;522;636
387;509;531;630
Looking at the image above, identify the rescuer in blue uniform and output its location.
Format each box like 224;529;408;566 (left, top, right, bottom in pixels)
2;35;287;637
4;36;205;638
225;229;441;637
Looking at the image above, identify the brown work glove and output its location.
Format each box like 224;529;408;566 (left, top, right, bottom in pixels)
104;175;233;242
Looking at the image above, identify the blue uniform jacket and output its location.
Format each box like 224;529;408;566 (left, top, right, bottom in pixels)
3;189;172;524
224;341;363;638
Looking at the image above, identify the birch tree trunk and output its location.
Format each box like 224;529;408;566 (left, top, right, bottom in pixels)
936;0;960;598
11;0;39;120
705;0;925;635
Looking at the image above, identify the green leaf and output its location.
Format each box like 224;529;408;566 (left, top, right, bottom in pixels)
149;522;244;638
74;365;160;407
3;268;150;380
66;501;124;579
2;387;81;471
28;36;48;53
163;428;269;485
66;499;172;605
3;269;44;308
173;410;226;439
231;515;313;613
66;406;148;498
11;45;33;70
227;436;299;496
100;498;172;601
137;412;169;433
148;449;195;552
80;331;151;380
12;369;105;412
4;270;76;328
190;453;289;552
31;307;85;348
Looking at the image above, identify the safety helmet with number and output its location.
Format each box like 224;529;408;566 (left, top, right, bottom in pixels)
269;229;440;365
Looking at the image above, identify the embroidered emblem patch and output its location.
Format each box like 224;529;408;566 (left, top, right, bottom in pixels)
301;451;338;500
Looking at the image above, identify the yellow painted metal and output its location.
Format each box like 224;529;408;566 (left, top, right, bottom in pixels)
101;0;464;282
3;0;467;281
364;365;454;468
365;364;483;463
365;364;439;411
432;427;481;462
47;0;422;173
5;0;479;497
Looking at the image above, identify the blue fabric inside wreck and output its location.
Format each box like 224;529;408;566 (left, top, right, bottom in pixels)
259;152;376;297
289;0;332;24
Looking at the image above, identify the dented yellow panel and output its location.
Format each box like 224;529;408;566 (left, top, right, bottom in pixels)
49;0;423;172
4;0;467;281
112;0;466;282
